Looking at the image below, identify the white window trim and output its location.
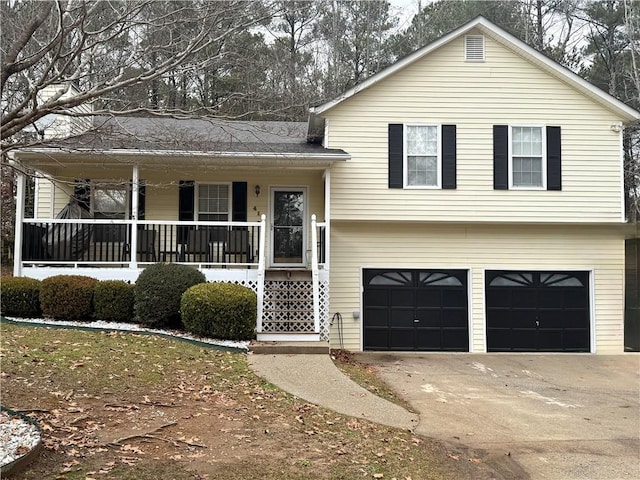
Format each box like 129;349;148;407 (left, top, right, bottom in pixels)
91;180;129;217
195;181;232;221
508;125;547;190
403;124;442;189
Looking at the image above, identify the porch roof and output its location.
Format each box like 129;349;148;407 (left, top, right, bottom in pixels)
13;116;349;166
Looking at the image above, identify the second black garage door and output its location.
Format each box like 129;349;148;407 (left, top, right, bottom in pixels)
486;270;590;352
363;269;469;351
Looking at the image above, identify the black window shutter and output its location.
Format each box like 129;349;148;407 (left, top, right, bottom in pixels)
546;126;562;191
138;181;146;220
73;179;91;211
232;181;247;222
442;125;457;189
388;124;403;188
128;180;146;220
178;180;195;243
493;125;509;190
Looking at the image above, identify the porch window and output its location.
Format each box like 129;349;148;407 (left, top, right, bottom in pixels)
197;183;230;241
93;184;128;242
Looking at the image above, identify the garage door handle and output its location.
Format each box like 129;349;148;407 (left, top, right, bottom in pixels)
536;320;540;327
414;319;420;323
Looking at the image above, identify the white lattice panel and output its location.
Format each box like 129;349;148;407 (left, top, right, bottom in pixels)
262;280;315;333
319;278;330;341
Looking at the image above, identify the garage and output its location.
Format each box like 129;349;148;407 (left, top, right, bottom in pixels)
486;270;590;352
363;269;469;351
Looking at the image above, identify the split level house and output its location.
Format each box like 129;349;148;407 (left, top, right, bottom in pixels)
10;17;640;353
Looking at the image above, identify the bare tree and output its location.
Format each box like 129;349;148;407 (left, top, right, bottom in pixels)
0;0;278;153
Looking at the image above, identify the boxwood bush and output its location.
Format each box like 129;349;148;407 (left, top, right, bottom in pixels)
40;275;98;320
0;277;42;317
94;280;135;322
135;263;206;328
181;282;256;340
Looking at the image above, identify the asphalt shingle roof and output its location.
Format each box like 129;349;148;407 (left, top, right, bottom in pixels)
50;116;344;156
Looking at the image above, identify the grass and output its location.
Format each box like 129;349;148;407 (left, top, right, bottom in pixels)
1;323;498;479
331;349;417;413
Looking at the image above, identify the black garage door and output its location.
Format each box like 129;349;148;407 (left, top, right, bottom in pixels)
363;269;469;351
486;271;590;352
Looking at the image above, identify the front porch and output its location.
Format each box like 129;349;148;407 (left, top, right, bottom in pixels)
14;215;330;342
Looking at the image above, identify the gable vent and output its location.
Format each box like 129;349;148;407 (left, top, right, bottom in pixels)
465;35;485;62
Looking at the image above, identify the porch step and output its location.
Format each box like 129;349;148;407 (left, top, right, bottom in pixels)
250;340;329;355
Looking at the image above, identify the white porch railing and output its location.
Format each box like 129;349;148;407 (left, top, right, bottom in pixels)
17;217;266;274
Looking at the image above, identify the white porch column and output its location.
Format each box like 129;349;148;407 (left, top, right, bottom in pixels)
323;168;330;268
13;169;25;277
311;214;320;334
256;214;267;333
129;165;139;269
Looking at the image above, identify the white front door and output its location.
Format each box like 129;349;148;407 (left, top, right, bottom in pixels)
271;187;306;267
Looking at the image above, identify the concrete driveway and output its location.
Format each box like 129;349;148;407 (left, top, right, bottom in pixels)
356;353;640;480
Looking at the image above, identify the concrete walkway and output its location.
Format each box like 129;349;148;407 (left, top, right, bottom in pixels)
247;353;418;430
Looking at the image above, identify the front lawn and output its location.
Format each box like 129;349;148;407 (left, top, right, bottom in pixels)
1;324;498;479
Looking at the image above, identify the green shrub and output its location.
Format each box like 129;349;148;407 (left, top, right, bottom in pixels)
181;282;256;340
135;263;206;328
94;280;135;322
0;277;42;317
40;275;98;320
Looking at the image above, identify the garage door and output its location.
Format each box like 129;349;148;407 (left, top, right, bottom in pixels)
486;271;590;352
363;269;469;351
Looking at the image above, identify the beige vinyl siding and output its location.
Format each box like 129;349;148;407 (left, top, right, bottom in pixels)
34;176;53;218
329;222;625;354
324;29;624;223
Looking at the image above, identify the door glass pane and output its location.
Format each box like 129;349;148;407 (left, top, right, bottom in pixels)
273;191;304;264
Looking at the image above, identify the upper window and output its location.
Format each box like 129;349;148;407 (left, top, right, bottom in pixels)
197;183;230;221
510;126;545;189
404;125;441;188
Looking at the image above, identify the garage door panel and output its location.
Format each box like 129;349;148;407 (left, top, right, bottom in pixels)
390;329;417;350
486;270;590;352
364;329;390;350
416;290;441;307
391;309;416;327
442;329;469;351
391;289;414;306
538;310;564;324
415;310;442;327
364;290;389;307
539;289;565;308
364;269;468;352
537;330;563;351
562;291;589;309
364;309;388;327
563;329;590;350
415;329;444;350
442;289;467;307
512;290;539;308
486;290;511;307
487;329;510;350
563;311;589;328
442;309;468;327
511;329;538;350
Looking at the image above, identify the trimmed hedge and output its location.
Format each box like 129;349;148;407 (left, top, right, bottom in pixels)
40;275;98;320
94;280;135;322
0;277;42;317
181;282;256;340
135;263;206;328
